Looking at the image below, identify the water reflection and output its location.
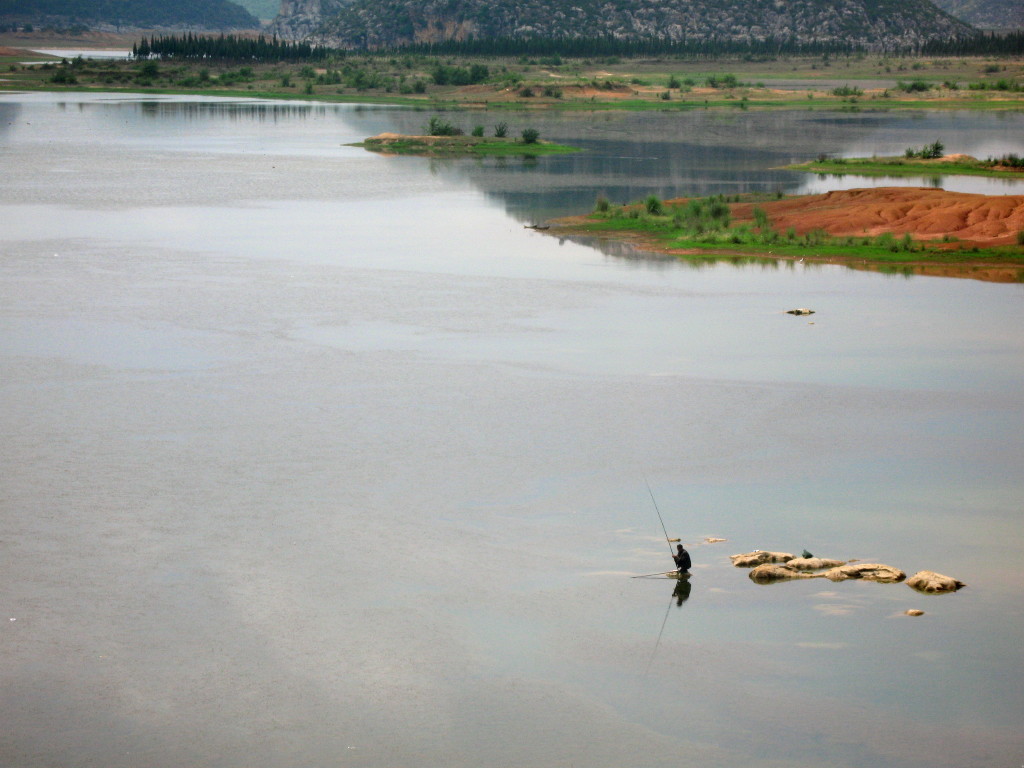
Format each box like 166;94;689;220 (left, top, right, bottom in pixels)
0;102;19;136
362;108;1024;222
672;576;692;606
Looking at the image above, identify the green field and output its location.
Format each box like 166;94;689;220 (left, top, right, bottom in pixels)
2;42;1023;112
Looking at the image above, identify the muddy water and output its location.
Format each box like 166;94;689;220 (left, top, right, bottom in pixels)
2;93;1023;768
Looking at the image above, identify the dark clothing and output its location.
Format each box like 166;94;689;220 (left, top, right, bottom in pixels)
673;547;691;572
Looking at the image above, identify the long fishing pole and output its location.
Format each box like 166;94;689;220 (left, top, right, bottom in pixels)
644;477;679;557
644;591;674;676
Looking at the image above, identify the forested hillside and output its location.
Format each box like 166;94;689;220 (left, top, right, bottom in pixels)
271;0;973;49
0;0;259;29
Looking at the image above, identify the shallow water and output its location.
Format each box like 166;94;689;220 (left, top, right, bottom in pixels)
1;93;1023;768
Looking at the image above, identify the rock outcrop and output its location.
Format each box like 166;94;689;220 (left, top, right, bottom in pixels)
786;557;848;571
907;570;965;594
748;563;819;583
823;563;906;583
730;551;794;567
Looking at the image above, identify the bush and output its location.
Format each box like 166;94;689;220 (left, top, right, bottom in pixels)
1017;230;1024;246
831;84;862;97
595;194;610;213
494;122;508;138
644;195;663;215
906;141;945;160
896;80;931;93
471;125;484;137
521;127;540;144
426;117;462;136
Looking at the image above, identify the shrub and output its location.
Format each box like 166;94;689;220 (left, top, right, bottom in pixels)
595;194;610;213
426;117;462;136
521;127;540;144
896;80;931;93
471;125;484;137
644;195;663;215
494;122;508;138
1017;230;1024;246
667;75;681;89
831;85;862;97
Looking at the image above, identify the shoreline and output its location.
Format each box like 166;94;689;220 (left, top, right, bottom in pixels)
3;43;1023;112
546;188;1024;283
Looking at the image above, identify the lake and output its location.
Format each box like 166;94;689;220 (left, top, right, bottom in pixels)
2;92;1023;768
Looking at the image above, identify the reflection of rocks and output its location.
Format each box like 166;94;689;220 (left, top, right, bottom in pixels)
730;551;794;567
823;563;906;583
786;556;848;571
907;570;965;594
749;563;817;583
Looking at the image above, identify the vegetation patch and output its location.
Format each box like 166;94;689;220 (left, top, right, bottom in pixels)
548;189;1024;279
785;150;1024;178
354;130;580;157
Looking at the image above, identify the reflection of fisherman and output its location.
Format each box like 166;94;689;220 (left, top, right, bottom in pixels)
673;543;691;574
672;577;692;606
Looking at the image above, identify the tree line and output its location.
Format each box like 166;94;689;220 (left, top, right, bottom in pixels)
133;30;1024;62
134;33;336;62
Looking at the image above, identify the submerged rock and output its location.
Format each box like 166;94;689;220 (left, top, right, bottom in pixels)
907;571;965;594
823;563;906;583
748;563;819;583
730;551;795;567
786;556;848;571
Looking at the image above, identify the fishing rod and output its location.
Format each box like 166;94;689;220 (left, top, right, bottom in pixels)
644;477;679;558
631;570;681;579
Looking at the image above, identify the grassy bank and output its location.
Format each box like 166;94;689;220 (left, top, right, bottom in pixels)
551;192;1024;280
355;133;580;157
786;154;1024;179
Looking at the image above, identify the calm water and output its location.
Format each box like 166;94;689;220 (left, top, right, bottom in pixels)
2;93;1023;768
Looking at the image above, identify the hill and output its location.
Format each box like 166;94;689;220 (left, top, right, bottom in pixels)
270;0;974;49
0;0;259;29
232;0;282;22
931;0;1024;30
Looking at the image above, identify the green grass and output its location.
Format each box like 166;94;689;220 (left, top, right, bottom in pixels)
354;134;581;157
785;155;1024;178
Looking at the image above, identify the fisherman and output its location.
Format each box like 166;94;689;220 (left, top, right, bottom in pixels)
673;543;691;574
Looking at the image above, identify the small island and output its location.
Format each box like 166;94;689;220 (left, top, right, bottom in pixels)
786;143;1024;179
546;187;1024;282
354;132;581;158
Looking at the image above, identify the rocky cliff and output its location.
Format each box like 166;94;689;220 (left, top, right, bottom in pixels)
270;0;974;49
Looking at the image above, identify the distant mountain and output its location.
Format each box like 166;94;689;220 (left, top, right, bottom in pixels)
0;0;260;29
270;0;974;49
232;0;282;22
931;0;1024;29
